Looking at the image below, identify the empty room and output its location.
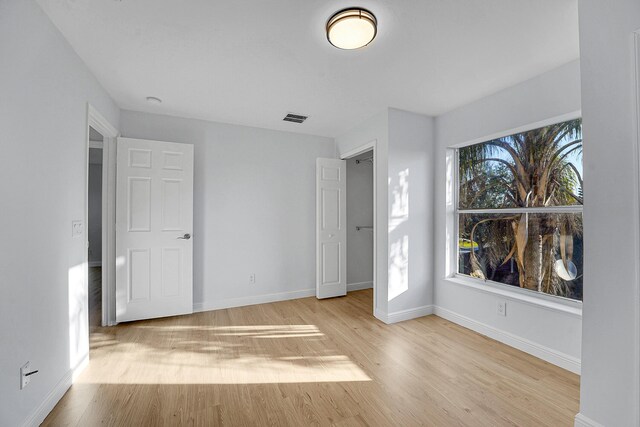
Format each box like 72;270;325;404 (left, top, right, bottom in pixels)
1;0;639;426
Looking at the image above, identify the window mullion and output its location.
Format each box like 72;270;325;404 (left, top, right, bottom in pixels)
457;206;583;215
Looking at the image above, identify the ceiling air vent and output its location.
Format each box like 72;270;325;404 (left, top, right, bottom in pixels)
283;113;308;124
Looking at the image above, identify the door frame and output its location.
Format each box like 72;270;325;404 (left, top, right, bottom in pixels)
86;104;119;326
340;140;377;315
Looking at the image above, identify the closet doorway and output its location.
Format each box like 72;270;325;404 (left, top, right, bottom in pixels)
316;142;377;317
342;143;376;317
346;150;374;302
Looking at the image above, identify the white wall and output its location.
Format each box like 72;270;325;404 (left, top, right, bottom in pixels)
336;111;390;318
0;1;120;426
336;108;435;321
387;108;434;315
346;155;374;288
433;60;583;373
577;1;640;425
88;150;102;265
119;110;334;311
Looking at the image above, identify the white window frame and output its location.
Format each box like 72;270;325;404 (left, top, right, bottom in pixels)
447;111;584;312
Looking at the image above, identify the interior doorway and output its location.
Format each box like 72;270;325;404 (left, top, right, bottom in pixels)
88;127;104;329
86;104;119;328
344;148;375;316
346;151;374;290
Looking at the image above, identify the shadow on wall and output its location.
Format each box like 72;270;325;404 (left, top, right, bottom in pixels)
389;168;409;301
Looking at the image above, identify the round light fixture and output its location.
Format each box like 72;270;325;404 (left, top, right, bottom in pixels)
146;96;162;104
326;8;377;50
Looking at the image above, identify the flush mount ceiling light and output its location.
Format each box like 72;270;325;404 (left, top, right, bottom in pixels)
146;96;162;104
326;8;377;50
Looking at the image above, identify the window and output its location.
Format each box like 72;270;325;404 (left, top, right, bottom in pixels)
456;118;583;301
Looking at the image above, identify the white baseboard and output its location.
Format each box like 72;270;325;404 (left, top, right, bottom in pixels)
387;305;434;324
374;308;388;323
375;305;434;324
434;306;581;374
347;281;373;292
574;413;604;427
22;354;88;427
88;261;101;267
193;288;316;313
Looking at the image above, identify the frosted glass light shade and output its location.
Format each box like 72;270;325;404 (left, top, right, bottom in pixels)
326;8;377;50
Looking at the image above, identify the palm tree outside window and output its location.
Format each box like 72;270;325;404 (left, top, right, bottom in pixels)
456;118;583;301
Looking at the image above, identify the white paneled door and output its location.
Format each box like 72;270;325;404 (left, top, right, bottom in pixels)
316;158;347;299
115;138;194;322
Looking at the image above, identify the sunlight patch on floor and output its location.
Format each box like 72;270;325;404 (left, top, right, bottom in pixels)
133;324;324;338
79;324;371;384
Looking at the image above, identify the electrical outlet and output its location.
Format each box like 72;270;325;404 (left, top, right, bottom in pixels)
249;274;256;284
72;220;84;237
497;301;507;317
20;362;31;390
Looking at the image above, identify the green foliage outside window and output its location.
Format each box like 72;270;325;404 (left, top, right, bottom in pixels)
457;119;583;301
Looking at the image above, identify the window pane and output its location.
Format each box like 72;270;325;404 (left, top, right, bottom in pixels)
458;119;583;209
458;212;583;301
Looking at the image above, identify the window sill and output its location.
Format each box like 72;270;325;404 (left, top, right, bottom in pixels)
445;275;582;318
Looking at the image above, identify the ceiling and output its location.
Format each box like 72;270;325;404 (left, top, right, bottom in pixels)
38;0;579;138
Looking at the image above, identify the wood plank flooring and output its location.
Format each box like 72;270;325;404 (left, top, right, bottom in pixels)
44;289;579;426
88;267;102;329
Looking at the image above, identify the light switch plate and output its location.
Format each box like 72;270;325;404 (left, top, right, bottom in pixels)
72;220;84;237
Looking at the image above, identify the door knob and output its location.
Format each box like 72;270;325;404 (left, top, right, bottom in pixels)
177;233;191;240
328;234;334;238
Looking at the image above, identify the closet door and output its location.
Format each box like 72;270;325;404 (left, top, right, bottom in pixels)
316;158;347;299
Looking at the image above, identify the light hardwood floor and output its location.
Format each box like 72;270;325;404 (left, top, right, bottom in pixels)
88;267;102;329
44;289;579;426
